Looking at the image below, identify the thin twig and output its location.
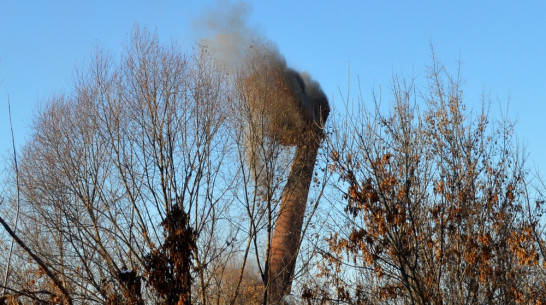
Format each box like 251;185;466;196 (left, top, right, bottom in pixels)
0;95;72;304
2;95;21;295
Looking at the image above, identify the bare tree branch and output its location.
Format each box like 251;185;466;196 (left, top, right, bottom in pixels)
0;208;73;305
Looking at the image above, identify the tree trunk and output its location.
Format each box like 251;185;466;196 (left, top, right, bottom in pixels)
267;137;321;304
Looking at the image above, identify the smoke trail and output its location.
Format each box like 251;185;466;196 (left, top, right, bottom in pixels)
197;0;329;129
196;0;277;74
197;0;329;186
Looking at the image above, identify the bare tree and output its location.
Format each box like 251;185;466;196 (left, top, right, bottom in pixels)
303;58;546;305
0;27;237;304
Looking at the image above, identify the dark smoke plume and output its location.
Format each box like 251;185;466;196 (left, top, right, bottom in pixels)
198;1;329;145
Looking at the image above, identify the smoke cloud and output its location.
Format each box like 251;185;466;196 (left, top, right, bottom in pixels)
196;1;276;72
198;1;329;138
197;0;329;183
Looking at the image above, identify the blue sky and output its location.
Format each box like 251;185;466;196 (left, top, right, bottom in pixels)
1;1;545;173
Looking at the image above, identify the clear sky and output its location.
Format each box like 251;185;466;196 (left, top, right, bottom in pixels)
1;1;545;173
